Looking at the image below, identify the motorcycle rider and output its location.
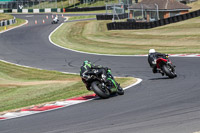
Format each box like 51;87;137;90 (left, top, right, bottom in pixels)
148;49;168;74
80;60;110;90
53;16;59;23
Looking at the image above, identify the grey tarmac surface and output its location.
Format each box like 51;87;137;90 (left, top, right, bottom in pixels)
0;14;200;133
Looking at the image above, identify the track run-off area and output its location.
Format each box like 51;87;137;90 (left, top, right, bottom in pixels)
0;14;200;133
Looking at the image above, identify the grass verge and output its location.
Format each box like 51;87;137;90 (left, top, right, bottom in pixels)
188;0;200;11
68;15;96;21
0;13;13;21
0;18;26;32
17;0;119;9
0;61;137;113
51;16;200;55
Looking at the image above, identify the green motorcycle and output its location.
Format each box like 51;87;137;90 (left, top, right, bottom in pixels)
87;69;124;99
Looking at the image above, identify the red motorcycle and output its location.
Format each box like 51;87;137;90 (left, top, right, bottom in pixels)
156;55;177;78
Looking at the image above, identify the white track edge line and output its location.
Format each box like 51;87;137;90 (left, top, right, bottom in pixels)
48;23;143;57
48;21;200;57
0;59;142;120
0;15;197;120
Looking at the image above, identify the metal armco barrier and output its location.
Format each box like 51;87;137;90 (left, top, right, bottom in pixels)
0;17;16;27
107;9;200;30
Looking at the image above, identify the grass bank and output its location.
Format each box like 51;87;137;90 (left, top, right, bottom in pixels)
188;0;200;11
0;61;136;113
61;10;106;14
68;15;96;21
20;0;119;9
51;16;200;55
0;13;26;32
0;13;13;21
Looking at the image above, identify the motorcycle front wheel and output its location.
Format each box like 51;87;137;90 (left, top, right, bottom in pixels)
162;65;176;78
91;81;110;99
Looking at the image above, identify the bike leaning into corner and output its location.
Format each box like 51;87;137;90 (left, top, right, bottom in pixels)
80;60;124;99
148;49;177;79
52;16;59;24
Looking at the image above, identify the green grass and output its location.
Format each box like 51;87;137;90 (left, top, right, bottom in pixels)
74;0;119;8
26;0;76;9
68;15;96;20
21;0;119;9
51;16;200;55
51;1;200;55
0;17;26;32
0;61;136;113
60;10;107;14
0;13;13;21
188;0;200;11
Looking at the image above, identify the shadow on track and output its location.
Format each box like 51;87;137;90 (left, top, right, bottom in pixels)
94;93;123;100
149;77;172;80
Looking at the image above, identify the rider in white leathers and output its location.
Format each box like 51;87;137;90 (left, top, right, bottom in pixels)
53;16;59;24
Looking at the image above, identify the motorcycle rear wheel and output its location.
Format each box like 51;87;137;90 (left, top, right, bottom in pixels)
91;81;110;99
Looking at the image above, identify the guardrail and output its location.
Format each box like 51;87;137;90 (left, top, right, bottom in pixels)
0;17;16;27
107;9;200;30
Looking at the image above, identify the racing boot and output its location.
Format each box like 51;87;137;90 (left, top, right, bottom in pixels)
159;70;164;76
174;72;177;77
152;67;158;73
117;83;124;95
86;85;92;91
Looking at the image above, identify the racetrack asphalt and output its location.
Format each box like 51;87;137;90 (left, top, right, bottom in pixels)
0;14;200;133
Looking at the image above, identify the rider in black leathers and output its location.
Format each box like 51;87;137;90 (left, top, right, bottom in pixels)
148;49;167;74
80;60;109;90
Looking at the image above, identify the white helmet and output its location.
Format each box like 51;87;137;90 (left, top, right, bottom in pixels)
149;49;156;54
